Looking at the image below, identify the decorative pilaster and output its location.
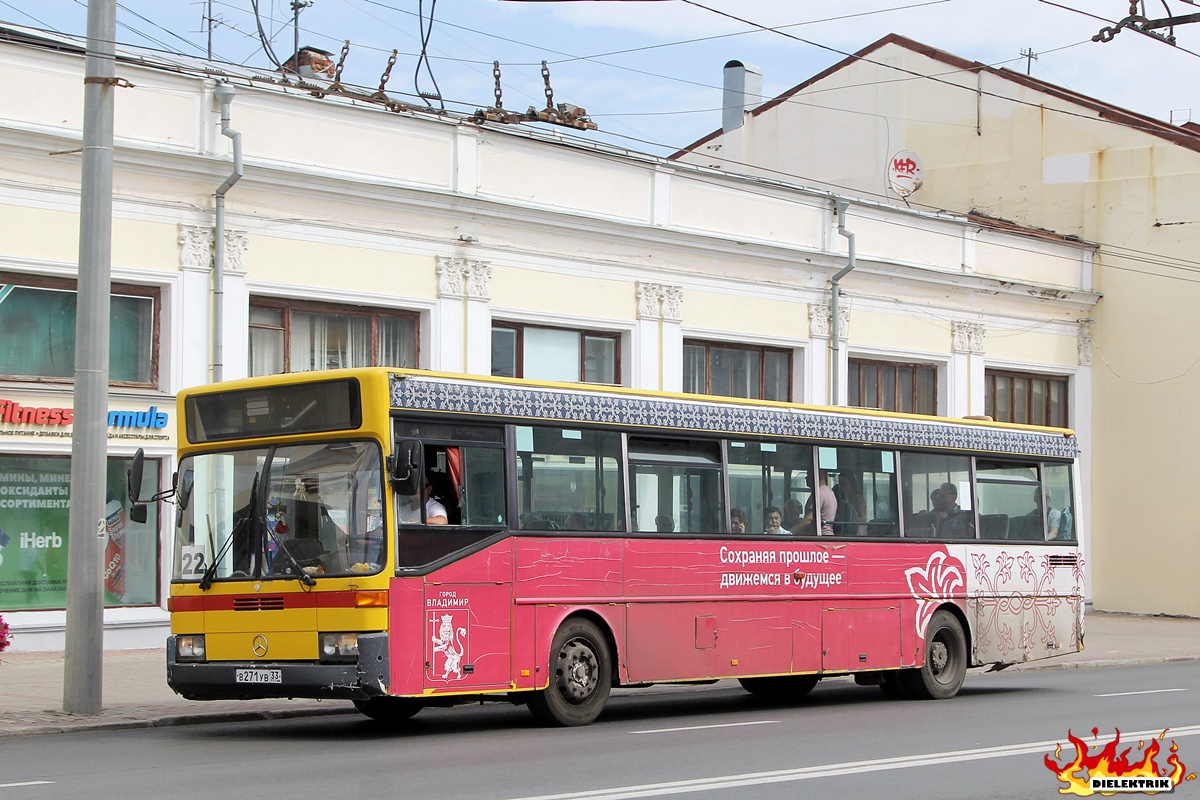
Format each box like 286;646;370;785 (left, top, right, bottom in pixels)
809;302;830;338
952;321;986;354
808;302;848;340
1077;322;1093;366
437;256;469;298
661;286;684;322
179;225;214;271
179;225;249;273
223;230;250;274
465;261;492;300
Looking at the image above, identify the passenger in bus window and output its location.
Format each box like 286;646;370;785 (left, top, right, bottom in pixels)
764;506;787;535
398;474;449;525
833;472;866;535
655;514;675;533
793;471;836;535
425;472;454;525
730;507;748;534
1032;487;1063;539
932;483;972;539
782;498;803;531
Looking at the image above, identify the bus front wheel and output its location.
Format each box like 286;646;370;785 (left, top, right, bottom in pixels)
354;696;422;722
900;610;967;700
528;618;612;727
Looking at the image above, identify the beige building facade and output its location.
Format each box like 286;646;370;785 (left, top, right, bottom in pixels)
0;26;1095;649
676;36;1197;616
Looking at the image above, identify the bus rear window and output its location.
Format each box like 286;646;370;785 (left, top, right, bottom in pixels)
186;379;362;443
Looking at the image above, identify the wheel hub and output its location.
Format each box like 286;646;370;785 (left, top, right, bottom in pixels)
930;640;949;674
557;639;598;702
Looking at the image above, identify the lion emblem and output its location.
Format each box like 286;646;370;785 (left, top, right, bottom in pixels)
431;613;466;680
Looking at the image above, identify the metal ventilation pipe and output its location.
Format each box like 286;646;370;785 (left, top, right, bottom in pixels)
831;200;856;406
213;82;242;383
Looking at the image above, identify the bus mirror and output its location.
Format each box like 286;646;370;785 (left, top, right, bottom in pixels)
178;470;194;511
390;439;423;494
130;504;148;524
128;448;146;503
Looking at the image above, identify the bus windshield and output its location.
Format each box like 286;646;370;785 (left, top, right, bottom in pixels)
173;440;384;583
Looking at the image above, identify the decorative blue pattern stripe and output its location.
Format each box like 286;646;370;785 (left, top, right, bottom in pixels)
389;375;1077;459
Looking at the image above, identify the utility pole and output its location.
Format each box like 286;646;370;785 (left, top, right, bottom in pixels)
63;0;116;716
1020;47;1037;75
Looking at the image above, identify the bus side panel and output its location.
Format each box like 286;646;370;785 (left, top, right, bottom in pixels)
515;536;624;599
821;604;902;672
624;539;841;682
424;582;513;693
389;577;426;696
965;543;1084;664
626;601;794;682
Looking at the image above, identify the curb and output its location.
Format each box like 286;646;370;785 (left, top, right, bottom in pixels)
0;706;356;739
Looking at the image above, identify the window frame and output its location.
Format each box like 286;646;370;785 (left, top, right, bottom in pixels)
682;339;793;402
0;271;160;388
848;357;937;415
490;321;621;385
248;297;419;376
984;369;1070;428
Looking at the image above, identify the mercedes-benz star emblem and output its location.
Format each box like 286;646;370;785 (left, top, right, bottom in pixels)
252;634;269;657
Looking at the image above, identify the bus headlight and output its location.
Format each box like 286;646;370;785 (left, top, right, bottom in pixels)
177;635;206;661
319;632;359;662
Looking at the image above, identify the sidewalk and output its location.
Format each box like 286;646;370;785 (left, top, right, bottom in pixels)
2;611;1198;737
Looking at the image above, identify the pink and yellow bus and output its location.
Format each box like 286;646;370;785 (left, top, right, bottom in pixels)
139;368;1083;726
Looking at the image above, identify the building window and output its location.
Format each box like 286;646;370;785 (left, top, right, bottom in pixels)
491;323;618;384
849;358;936;415
683;340;791;401
0;274;157;386
248;299;417;377
985;370;1068;427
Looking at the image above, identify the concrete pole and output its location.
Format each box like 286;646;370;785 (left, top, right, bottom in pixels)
64;0;116;716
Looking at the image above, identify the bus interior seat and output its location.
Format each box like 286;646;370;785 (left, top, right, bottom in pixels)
979;513;1009;539
1005;515;1043;540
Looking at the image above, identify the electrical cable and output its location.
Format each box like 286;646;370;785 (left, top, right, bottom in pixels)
413;0;444;110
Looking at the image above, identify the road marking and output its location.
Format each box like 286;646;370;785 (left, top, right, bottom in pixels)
0;782;53;789
631;720;779;734
507;724;1200;800
1095;688;1188;697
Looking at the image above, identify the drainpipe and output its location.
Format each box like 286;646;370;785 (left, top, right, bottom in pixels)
213;82;242;383
831;200;856;406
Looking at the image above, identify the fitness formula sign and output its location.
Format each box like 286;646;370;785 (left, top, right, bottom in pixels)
0;396;174;445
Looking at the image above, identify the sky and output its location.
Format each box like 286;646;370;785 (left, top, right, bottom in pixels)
2;0;1200;158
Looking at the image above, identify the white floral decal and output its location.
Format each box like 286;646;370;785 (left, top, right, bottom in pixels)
905;551;965;637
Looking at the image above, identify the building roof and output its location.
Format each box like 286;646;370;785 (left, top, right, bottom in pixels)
671;33;1200;159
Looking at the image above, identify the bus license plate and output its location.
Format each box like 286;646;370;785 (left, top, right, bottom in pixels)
235;668;282;684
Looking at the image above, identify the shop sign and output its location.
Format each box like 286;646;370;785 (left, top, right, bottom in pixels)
0;397;172;442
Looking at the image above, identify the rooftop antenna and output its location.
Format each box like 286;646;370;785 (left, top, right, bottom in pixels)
1020;47;1037;75
291;0;313;74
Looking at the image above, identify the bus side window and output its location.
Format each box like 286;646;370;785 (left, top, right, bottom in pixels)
515;425;624;531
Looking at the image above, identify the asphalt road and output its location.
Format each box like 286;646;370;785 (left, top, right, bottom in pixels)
2;663;1198;800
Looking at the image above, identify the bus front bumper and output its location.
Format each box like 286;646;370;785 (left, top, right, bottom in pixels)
166;633;390;702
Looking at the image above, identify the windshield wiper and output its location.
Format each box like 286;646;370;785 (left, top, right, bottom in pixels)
199;471;258;591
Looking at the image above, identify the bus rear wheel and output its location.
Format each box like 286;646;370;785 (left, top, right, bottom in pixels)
738;675;820;702
900;610;967;700
528;618;612;727
354;696;422;722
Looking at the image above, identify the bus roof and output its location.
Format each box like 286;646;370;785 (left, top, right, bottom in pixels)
386;369;1077;460
178;368;1076;459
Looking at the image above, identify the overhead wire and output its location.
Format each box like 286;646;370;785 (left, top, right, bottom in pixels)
7;4;1200;285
